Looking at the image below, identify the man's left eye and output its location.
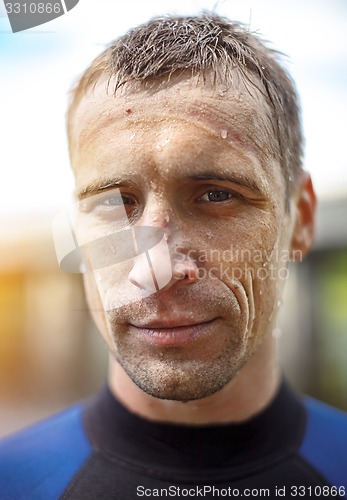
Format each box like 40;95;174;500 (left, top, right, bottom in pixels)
200;191;234;202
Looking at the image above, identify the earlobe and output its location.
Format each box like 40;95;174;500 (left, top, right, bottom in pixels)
290;172;317;261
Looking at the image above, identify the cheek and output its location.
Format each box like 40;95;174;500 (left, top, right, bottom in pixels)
192;215;279;276
193;216;287;323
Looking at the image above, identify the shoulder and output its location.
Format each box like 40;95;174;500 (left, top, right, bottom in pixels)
299;396;347;492
0;403;92;500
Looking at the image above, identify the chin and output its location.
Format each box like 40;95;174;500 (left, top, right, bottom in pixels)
115;346;248;402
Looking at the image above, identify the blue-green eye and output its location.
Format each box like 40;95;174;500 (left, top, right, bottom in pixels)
200;191;233;202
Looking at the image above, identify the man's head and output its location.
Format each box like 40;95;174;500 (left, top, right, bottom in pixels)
67;14;315;402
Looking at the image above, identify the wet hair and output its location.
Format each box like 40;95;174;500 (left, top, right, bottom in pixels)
67;14;303;201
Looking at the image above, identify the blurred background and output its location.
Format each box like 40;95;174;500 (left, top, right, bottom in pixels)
0;0;346;437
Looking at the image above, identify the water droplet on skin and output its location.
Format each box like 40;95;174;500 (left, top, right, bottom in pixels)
220;129;228;139
259;290;263;295
277;299;283;308
206;230;213;240
152;216;159;223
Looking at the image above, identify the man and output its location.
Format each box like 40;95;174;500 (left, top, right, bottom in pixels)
0;14;346;500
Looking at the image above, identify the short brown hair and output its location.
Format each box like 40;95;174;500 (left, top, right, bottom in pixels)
67;14;303;201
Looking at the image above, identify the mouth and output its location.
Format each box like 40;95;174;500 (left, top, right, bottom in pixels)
129;318;218;347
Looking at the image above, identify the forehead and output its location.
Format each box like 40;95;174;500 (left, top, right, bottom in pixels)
69;75;277;167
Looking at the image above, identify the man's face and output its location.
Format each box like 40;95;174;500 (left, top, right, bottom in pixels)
70;76;296;401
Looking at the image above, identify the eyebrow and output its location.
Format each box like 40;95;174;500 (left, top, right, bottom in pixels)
188;173;264;195
76;180;123;200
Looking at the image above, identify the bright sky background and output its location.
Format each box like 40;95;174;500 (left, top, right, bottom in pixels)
0;0;346;218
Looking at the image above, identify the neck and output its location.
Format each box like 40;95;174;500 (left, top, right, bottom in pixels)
108;334;280;425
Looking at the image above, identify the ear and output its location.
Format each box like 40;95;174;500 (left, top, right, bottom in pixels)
290;172;317;261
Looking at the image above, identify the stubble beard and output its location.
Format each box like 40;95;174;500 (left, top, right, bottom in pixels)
110;332;250;402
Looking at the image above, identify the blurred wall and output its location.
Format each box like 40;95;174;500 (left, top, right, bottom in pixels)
0;218;107;437
278;197;347;410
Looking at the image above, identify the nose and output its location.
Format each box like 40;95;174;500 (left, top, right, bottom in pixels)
128;211;199;292
128;239;199;292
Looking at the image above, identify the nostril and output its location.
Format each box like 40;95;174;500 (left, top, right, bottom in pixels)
173;260;199;283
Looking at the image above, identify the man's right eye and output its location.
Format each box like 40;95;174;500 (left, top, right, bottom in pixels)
100;194;135;206
80;193;136;212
